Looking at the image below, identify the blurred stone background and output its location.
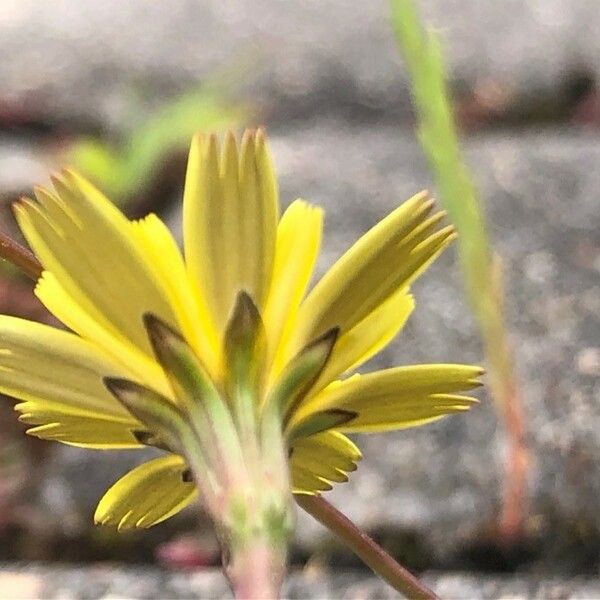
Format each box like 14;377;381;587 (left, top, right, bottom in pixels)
1;0;600;127
0;0;598;597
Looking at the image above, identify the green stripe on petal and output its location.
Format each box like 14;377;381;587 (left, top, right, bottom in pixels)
103;376;222;504
143;313;243;474
223;291;266;392
103;378;195;457
94;454;197;530
143;313;219;411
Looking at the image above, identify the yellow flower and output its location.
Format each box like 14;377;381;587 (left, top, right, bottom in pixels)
3;129;482;532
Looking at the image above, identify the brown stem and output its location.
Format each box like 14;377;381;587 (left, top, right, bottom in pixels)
296;494;438;600
0;231;42;281
498;376;529;545
482;261;530;545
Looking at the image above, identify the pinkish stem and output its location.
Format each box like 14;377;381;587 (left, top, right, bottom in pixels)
226;539;287;600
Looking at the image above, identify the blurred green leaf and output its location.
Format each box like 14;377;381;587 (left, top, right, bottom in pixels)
69;139;125;197
69;86;245;203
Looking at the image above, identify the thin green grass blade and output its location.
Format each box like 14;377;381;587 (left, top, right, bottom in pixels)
390;0;528;540
390;0;516;407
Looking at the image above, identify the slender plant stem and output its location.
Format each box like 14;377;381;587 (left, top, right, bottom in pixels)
0;231;42;280
296;494;438;600
494;353;529;544
390;0;529;542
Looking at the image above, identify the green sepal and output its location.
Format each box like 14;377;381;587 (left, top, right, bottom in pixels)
143;313;245;478
104;377;194;456
131;429;171;452
143;313;222;418
223;291;265;391
269;327;339;421
287;409;357;443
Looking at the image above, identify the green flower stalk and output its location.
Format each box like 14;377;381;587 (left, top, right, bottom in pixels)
1;129;481;598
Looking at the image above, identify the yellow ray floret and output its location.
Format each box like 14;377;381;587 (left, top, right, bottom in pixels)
94;454;197;530
311;290;415;395
34;272;170;396
0;316;150;448
263;199;323;378
16;403;142;449
183;131;279;330
291;192;453;349
290;365;483;434
0;316;136;418
15;174;178;356
290;431;361;494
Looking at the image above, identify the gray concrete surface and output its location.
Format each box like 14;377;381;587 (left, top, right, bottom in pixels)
0;1;599;127
1;565;600;599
